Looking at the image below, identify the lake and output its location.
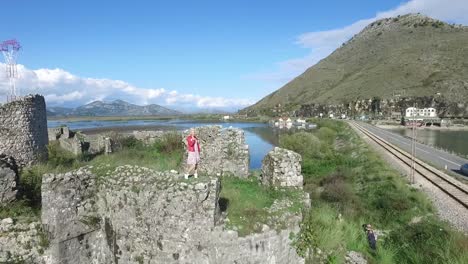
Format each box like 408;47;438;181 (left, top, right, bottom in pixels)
47;119;280;169
386;128;468;158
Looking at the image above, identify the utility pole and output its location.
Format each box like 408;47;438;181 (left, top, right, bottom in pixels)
1;39;21;102
410;102;417;184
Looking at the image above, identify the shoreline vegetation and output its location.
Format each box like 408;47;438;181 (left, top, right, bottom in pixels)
47;114;270;123
3;119;468;263
283;119;468;263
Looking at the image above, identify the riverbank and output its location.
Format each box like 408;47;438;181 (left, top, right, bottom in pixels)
79;125;178;135
48;114;270;123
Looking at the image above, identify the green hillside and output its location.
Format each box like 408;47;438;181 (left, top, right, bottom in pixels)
244;14;468;114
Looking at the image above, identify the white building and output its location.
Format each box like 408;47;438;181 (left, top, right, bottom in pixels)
296;118;306;124
405;107;437;118
223;115;231;120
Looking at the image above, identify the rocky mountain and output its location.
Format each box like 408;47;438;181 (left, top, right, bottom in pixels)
47;99;181;117
243;14;468;115
46;106;74;117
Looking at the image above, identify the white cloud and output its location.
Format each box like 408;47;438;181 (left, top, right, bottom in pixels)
0;63;254;111
249;0;468;85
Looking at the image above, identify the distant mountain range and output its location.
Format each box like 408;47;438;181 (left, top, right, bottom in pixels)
243;14;468;114
47;99;181;117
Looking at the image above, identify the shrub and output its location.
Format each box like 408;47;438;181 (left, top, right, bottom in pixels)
279;132;321;158
47;142;79;167
384;220;468;264
320;172;352;204
316;127;337;146
153;132;184;154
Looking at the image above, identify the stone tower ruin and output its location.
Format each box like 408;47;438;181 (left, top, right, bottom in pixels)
0;95;48;167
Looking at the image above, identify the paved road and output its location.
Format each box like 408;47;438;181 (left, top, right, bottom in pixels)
358;122;468;174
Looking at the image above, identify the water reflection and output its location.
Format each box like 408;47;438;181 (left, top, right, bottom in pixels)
388;128;468;157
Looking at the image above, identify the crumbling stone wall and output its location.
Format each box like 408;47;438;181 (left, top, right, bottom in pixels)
41;166;303;264
132;126;250;178
189;126;250;177
48;126;113;155
132;130;165;145
261;147;303;188
0;155;18;204
0;95;48;167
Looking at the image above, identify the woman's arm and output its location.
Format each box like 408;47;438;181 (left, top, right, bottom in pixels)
187;136;196;147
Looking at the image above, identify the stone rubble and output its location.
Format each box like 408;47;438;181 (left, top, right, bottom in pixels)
0;218;46;263
345;251;368;264
48;126;114;155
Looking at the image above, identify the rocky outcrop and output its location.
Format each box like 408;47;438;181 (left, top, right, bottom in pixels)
0;95;48;167
0;155;18;204
261;147;303;188
41;165;303;263
0;218;46;263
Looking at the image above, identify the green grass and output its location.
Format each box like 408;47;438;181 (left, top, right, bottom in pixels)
219;176;303;236
282;119;468;264
0;132;185;221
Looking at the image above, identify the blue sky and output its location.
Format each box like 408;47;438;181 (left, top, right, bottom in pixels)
1;0;467;111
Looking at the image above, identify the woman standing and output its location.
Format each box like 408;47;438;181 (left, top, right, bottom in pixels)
185;128;200;179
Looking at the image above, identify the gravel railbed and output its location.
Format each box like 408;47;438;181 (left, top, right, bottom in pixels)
352;126;468;235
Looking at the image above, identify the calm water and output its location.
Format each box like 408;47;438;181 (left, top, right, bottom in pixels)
387;128;468;158
47;119;280;169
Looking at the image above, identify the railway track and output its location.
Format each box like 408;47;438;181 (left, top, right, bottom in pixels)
349;121;468;210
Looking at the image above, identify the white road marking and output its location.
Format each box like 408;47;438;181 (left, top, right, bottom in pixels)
417;148;430;154
439;157;461;167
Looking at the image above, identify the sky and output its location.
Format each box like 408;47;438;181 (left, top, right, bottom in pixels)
0;0;467;112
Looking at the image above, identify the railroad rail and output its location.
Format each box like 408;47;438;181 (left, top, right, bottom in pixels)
349;121;468;210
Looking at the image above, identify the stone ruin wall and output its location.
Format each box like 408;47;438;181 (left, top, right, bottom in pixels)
40;166;304;264
133;126;250;178
0;95;48;167
48;126;114;156
261;147;303;188
0;155;18;204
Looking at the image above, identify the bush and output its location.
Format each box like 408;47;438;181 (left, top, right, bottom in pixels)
316;127;337;146
279;132;321;158
320;172;352;204
153;132;184;154
384;220;468;264
47;142;79;167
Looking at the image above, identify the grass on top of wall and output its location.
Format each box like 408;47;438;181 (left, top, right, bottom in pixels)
1;132;185;222
282;119;468;264
219;176;304;237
